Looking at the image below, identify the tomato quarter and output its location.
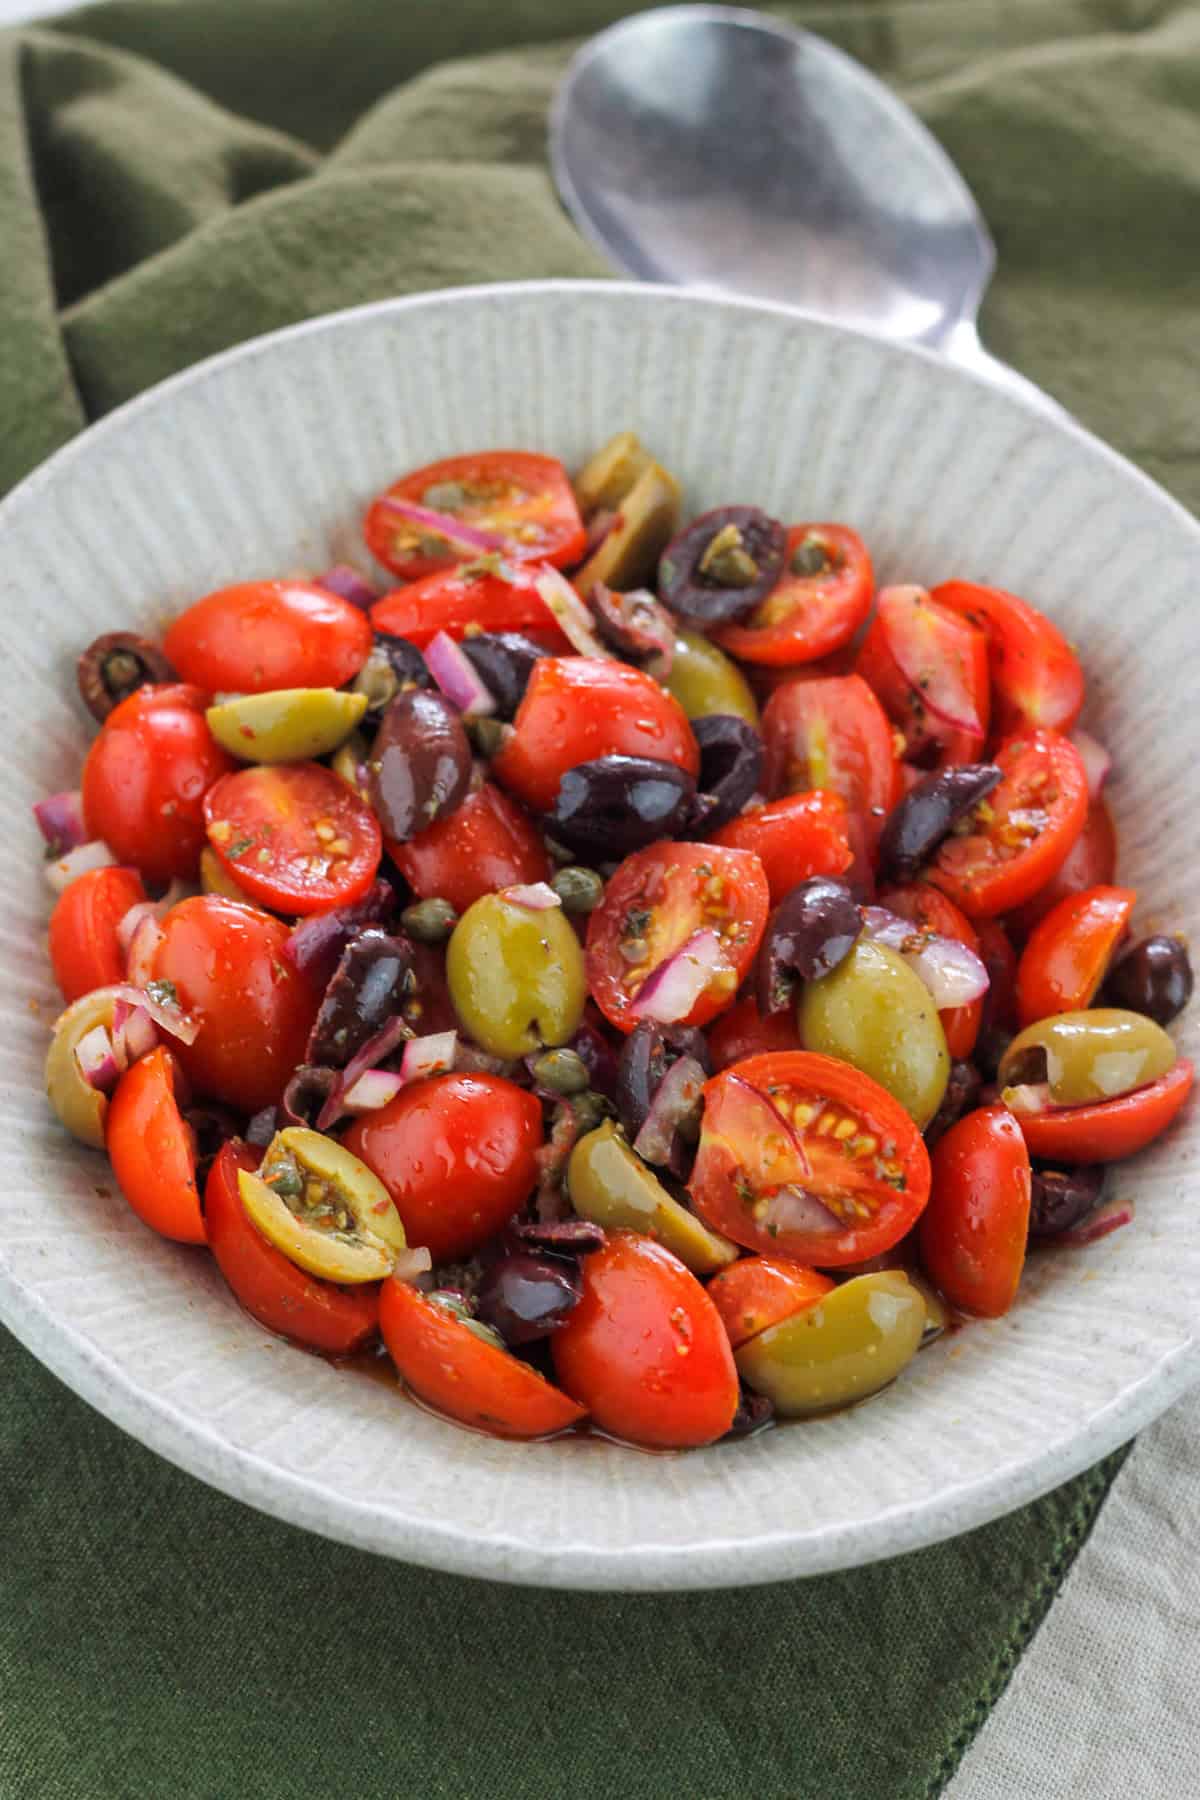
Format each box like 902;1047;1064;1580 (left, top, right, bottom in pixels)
707;995;803;1071
369;561;568;649
164;580;372;694
707;1255;834;1349
919;1104;1031;1317
932;580;1084;738
49;866;146;1003
388;782;550;915
762;673;898;851
1016;885;1137;1027
857;585;990;766
364;451;586;581
878;881;985;1061
1013;1060;1194;1164
1006;799;1117;938
709;790;852;905
713;524;872;666
106;1047;205;1244
204;762;381;914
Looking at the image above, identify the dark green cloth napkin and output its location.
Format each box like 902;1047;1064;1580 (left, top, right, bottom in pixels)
2;2;1195;1793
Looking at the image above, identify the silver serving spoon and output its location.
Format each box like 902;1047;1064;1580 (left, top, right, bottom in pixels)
550;5;1060;415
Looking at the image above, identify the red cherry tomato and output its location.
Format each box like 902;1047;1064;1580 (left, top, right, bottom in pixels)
929;728;1088;919
492;657;699;816
343;1074;542;1261
856;585;990;766
551;1232;739;1448
370;562;569;649
585;842;769;1035
364;451;587;582
164;581;372;694
152;896;320;1112
1014;1061;1194;1164
878;882;984;1061
48;866;147;1002
1016;885;1137;1028
106;1047;205;1244
761;673;899;851
205;1140;380;1355
707;995;802;1071
380;1276;586;1439
82;684;236;886
388;782;550;915
203;762;382;914
1006;799;1117;938
713;524;873;666
919;1104;1031;1317
709;790;852;905
706;1256;834;1349
932;580;1085;738
975;916;1020;1035
689;1052;931;1266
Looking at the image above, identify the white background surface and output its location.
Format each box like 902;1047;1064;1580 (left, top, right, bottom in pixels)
0;0;77;22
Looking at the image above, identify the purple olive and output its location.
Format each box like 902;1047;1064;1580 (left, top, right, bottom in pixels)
545;755;697;857
368;688;471;843
509;1217;608;1254
923;1061;983;1148
306;930;413;1068
589;583;675;665
1028;1165;1106;1240
1104;935;1194;1026
615;1020;711;1141
475;1251;582;1345
877;763;1003;883
245;1106;279;1148
756;877;861;1015
77;632;175;723
658;506;787;626
725;1389;775;1438
459;631;544;719
280;1065;339;1129
690;714;763;833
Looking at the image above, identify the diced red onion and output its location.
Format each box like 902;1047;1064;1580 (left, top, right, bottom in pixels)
379;496;510;557
633;1053;707;1166
45;840;117;896
1001;1082;1053;1117
534;567;612;658
392;1246;434;1287
758;1183;842;1235
126;914;165;988
860;906;989;1009
314;564;379;609
425;630;496;715
1057;1201;1134;1247
315;1014;412;1131
75;1025;121;1094
33;791;87;856
502;882;561;912
398;1031;458;1085
1070;729;1111;802
111;999;158;1070
117;901;159;956
283;882;395;984
631;929;728;1025
342;1069;405;1113
99;981;199;1045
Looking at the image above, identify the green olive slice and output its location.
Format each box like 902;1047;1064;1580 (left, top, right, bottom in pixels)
998;1007;1177;1107
573;431;652;514
45;989;121;1147
665;628;760;725
735;1270;926;1417
206;688;368;764
799;939;950;1128
239;1126;406;1283
574;461;682;595
567;1121;738;1275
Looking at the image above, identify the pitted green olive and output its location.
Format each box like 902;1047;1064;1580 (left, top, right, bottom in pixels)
331;730;370;799
574;461;682;594
573;431;652;514
567;1121;738;1275
998;1007;1177;1107
799;938;950;1128
206;688;368;763
735;1270;926;1416
665;629;760;726
445;893;587;1059
45;988;121;1146
239;1126;406;1283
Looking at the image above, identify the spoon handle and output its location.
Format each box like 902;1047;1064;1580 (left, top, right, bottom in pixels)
942;321;1067;421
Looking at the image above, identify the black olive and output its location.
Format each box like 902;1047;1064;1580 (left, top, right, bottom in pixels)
1104;935;1194;1026
724;1388;775;1438
368;688;472;842
459;631;544;719
509;1217;608;1254
245;1106;279;1148
689;714;764;833
1028;1165;1106;1240
280;1065;340;1130
306;930;414;1068
475;1251;582;1345
923;1061;983;1148
756;877;861;1015
77;632;175;722
658;506;787;625
589;583;676;666
615;1020;711;1142
876;763;1003;883
353;634;431;722
545;755;697;857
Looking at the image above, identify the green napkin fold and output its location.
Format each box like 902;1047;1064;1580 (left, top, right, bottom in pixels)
2;2;1194;1794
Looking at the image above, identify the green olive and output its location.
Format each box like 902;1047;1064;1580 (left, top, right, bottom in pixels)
735;1270;926;1417
567;1121;738;1275
998;1007;1177;1107
331;730;370;798
206;688;368;763
573;431;652;514
45;988;122;1147
200;845;256;903
665;628;760;725
574;461;682;594
239;1126;406;1283
799;938;949;1128
445;892;587;1059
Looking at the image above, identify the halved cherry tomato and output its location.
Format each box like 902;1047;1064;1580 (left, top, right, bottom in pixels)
551;1232;738;1448
153;896;321;1112
932;580;1084;739
388;782;550;915
205;1140;380;1355
929;728;1088;919
164;581;372;694
82;684;236;885
380;1276;586;1439
1006;799;1117;938
713;524;873;667
708;995;802;1071
492;657;699;817
707;1255;834;1349
709;790;852;905
689;1052;931;1266
106;1047;205;1244
856;585;990;766
761;674;899;851
1014;1060;1194;1164
1016;885;1137;1028
203;762;381;914
975;917;1020;1036
369;561;569;649
364;451;587;581
343;1073;542;1261
48;866;147;1003
919;1104;1031;1317
586;842;769;1034
878;882;984;1060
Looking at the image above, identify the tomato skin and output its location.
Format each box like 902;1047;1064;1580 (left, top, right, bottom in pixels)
932;580;1084;739
856;586;990;766
551;1232;739;1448
364;451;587;582
713;524;873;666
204;762;382;915
1016;885;1137;1028
709;790;852;905
761;673;899;851
919;1105;1031;1317
48;866;147;1002
1006;800;1117;938
707;1256;835;1349
389;782;550;915
152;896;321;1112
707;995;802;1071
343;1074;542;1261
106;1048;205;1244
164;581;372;694
370;564;568;649
1014;1061;1194;1164
878;882;984;1061
82;685;237;886
975;917;1020;1034
492;658;699;816
205;1140;380;1355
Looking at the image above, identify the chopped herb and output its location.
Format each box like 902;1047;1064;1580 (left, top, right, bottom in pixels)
227;836;254;859
145;978;178;1007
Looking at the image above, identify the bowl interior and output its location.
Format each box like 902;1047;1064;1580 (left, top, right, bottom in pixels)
1;282;1198;1589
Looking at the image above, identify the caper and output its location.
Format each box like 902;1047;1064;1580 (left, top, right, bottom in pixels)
352;638;430;717
567;1121;738;1275
735;1271;926;1417
205;688;368;763
551;865;605;914
465;715;509;758
573;431;652;514
799;938;950;1128
574;460;682;593
445;891;587;1059
531;1048;591;1095
422;480;469;513
238;1126;406;1283
665;629;759;725
698;522;759;587
998;1008;1177;1107
790;535;835;578
569;1090;613;1135
401;896;459;944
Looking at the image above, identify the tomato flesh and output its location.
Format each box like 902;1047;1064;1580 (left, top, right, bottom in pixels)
164;581;373;694
369;562;569;649
1006;799;1117;938
714;524;872;666
932;580;1084;738
761;673;898;851
707;1256;834;1349
707;995;803;1071
1014;1061;1193;1164
49;866;146;1003
364;451;586;582
1016;885;1136;1027
709;790;852;905
389;782;550;915
204;762;382;914
919;1104;1031;1317
857;585;990;766
106;1047;205;1244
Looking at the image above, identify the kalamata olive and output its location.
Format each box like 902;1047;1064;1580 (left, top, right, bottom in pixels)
1028;1164;1107;1239
246;1105;279;1147
658;506;787;626
725;1389;775;1438
589;584;676;667
509;1217;608;1254
280;1064;339;1129
1104;934;1194;1025
183;1104;242;1184
876;763;1003;882
77;631;175;722
923;1060;983;1148
306;930;414;1068
615;1019;711;1140
690;714;764;833
459;631;544;719
756;876;861;1015
545;755;697;857
352;634;430;719
368;688;471;843
475;1251;582;1345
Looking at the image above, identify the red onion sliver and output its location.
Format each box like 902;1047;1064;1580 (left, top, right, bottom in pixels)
379;496;510;557
630;928;727;1025
633;1054;706;1166
117;901;159;956
1001;1083;1053;1117
860;906;989;1009
282;882;395;984
98;982;199;1046
315;1014;412;1131
314;564;379;609
75;1025;121;1094
1070;728;1112;802
45;840;116;896
126;913;165;988
342;1069;405;1113
425;630;496;715
1057;1201;1134;1247
33;791;86;856
534;566;612;658
503;882;561;912
759;1183;843;1236
111;1001;158;1070
398;1031;458;1085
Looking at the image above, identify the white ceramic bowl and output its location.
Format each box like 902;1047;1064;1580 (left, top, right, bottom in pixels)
2;282;1198;1590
